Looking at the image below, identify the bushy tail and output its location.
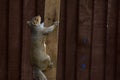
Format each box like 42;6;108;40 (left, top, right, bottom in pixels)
33;66;47;80
38;70;47;80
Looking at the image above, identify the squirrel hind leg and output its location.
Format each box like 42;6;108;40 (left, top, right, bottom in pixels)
46;55;54;68
41;56;53;71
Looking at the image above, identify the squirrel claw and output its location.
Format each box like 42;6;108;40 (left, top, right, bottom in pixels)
54;21;59;26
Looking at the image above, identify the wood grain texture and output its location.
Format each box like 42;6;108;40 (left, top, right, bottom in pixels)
56;0;66;80
65;0;78;80
90;0;107;80
21;0;36;80
77;0;93;80
0;0;8;80
44;0;60;80
105;0;118;80
116;0;120;80
8;0;22;80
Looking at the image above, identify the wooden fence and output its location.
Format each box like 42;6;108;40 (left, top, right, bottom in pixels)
0;0;120;80
57;0;120;80
0;0;45;80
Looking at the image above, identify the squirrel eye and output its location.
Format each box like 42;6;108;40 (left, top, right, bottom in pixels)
36;19;38;21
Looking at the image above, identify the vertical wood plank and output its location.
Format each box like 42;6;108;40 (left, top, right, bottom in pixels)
56;0;66;79
65;0;78;80
0;0;8;80
77;0;93;80
116;0;120;80
8;0;22;80
21;0;36;80
91;0;107;80
105;0;118;80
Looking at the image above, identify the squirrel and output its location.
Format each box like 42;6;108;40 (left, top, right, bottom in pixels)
27;15;59;80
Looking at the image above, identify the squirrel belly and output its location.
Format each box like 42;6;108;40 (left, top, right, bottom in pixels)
31;37;52;70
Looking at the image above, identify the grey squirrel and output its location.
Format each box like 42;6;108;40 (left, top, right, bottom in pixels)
27;15;59;80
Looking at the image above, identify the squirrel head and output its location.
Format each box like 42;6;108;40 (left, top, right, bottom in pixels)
27;15;41;27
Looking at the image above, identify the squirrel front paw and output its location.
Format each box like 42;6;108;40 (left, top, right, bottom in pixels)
54;21;59;26
48;62;54;68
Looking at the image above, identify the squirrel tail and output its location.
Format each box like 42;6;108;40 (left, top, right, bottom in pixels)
33;66;47;80
38;70;47;80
